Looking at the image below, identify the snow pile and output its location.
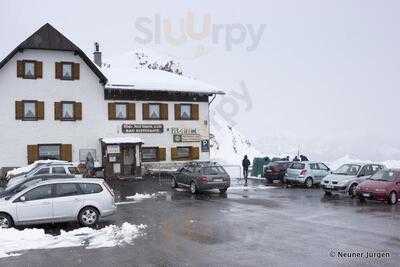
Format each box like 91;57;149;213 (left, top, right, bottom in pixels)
0;223;147;258
125;193;156;202
6;160;68;178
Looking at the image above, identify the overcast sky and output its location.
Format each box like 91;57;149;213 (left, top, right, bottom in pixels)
1;0;399;161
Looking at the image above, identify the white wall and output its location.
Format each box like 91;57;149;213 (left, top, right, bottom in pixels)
0;49;210;168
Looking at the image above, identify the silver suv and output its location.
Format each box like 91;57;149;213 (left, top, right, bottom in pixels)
0;178;116;228
285;161;331;188
7;163;81;188
321;163;385;197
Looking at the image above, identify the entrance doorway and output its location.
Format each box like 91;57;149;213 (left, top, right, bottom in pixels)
121;145;135;176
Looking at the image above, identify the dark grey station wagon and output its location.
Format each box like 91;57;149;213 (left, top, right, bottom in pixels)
171;162;230;194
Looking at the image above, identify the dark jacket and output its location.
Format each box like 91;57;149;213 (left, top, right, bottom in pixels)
242;158;251;169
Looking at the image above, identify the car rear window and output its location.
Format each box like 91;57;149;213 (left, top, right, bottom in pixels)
68;167;81;175
79;183;103;194
202;166;227;175
290;163;305;170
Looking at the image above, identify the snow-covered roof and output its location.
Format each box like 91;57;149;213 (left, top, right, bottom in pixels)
102;67;225;95
101;137;143;144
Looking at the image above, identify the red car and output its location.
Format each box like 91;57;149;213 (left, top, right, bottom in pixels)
355;169;400;205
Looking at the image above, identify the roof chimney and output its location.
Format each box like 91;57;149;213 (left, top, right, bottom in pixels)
93;42;102;67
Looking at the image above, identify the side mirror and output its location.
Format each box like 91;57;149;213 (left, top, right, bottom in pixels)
20;196;26;202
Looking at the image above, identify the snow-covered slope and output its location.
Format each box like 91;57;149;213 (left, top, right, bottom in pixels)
210;117;263;166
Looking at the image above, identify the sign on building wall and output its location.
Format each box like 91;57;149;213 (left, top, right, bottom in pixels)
107;145;120;154
79;149;97;162
173;134;202;143
170;127;198;135
122;124;164;134
201;140;210;152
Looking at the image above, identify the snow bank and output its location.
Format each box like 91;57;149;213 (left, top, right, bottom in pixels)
6;160;68;178
328;155;400;170
0;223;147;258
125;193;155;201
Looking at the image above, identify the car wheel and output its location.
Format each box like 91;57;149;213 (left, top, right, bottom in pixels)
0;213;13;229
78;207;99;227
190;182;198;194
305;177;313;188
348;183;357;198
171;177;178;188
388;191;398;205
219;188;227;194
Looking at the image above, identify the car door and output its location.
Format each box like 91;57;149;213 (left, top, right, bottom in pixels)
52;183;84;222
15;184;54;224
309;163;319;180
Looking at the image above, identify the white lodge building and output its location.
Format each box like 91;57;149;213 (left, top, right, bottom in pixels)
0;24;224;177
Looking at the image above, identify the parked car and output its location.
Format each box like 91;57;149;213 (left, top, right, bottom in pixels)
0;174;76;199
171;162;230;194
6;160;69;179
7;163;82;188
0;178;116;228
355;169;400;205
263;161;291;183
285;161;331;188
321;163;385;197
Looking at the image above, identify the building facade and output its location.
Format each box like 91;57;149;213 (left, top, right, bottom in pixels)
0;24;223;177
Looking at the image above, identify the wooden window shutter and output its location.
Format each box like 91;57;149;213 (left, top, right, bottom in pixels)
15;101;23;120
54;102;62;120
160;104;168;120
73;63;80;80
127;103;136;120
35;61;43;79
74;102;82;120
158;148;166;161
61;144;72;162
27;145;39;164
171;147;178;161
36;101;45;120
108;103;116;120
17;61;24;78
191;104;199;120
142;103;149;120
55;62;62;79
174;104;181;120
190;147;200;160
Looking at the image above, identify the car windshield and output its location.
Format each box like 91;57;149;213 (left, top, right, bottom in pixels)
370;170;396;181
202;166;227;175
290;163;305;170
333;164;361;175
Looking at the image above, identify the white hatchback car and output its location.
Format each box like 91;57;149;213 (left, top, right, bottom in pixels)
0;179;116;228
285;161;331;188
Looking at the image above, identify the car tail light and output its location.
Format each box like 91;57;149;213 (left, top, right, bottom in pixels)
300;169;307;176
200;176;208;183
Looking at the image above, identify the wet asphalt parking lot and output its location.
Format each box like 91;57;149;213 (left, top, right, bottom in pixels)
1;177;399;267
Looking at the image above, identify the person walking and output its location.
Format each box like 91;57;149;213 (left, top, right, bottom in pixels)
242;155;251;186
85;152;95;177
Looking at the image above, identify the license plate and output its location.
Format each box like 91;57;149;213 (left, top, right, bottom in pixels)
363;193;371;197
214;179;223;182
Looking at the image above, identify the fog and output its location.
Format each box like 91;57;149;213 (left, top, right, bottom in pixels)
1;0;399;161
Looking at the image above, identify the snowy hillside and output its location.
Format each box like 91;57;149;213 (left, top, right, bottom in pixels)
210;116;263;166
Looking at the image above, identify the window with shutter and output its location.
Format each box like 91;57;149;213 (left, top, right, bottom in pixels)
60;144;72;162
142;147;159;162
74;102;82;120
190;147;200;160
17;60;42;79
